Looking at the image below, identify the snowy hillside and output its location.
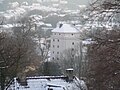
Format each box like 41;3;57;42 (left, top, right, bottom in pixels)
0;1;87;37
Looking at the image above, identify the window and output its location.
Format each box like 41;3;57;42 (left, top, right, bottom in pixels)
53;39;55;41
71;34;73;35
53;51;54;54
52;57;54;60
72;48;74;51
72;55;74;58
53;45;55;48
72;42;74;45
57;52;59;54
57;45;59;48
57;58;59;60
58;39;59;42
59;33;61;35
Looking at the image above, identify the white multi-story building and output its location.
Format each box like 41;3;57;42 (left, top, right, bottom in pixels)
50;23;80;60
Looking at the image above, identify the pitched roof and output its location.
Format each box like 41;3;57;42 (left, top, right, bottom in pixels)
52;24;79;33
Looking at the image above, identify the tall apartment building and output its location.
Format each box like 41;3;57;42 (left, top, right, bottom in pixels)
50;23;80;60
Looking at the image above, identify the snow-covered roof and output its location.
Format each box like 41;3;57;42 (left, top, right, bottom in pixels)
52;24;79;33
66;68;74;71
6;76;87;90
82;38;95;45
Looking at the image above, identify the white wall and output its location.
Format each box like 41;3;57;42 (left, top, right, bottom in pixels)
50;32;80;60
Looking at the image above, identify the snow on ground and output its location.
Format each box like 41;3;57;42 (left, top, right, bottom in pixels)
0;2;61;24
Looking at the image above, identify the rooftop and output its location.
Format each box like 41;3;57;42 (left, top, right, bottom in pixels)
52;23;79;33
6;76;87;90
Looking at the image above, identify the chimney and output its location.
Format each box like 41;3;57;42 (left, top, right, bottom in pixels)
59;23;63;28
17;72;28;86
66;68;74;81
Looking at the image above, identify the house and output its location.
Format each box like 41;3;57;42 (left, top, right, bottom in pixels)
5;69;87;90
50;23;81;61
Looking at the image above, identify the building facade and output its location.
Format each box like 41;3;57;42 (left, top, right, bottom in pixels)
50;23;80;61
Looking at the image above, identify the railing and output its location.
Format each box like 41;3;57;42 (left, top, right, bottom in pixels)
5;78;14;90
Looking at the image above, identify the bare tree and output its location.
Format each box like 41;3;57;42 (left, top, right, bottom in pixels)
57;44;88;78
87;29;120;90
0;32;18;90
0;18;41;90
86;0;120;90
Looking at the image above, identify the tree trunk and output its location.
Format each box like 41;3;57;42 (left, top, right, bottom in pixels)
0;68;5;90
